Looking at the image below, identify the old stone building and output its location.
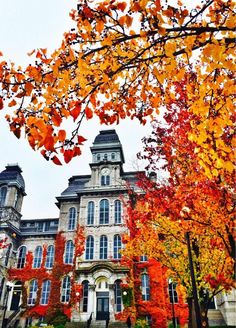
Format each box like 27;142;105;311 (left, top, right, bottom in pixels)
0;130;145;327
0;130;235;328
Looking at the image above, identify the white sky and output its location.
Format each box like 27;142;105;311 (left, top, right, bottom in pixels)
0;0;151;219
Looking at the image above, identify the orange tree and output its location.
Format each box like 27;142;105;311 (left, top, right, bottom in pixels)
0;0;235;171
122;78;235;327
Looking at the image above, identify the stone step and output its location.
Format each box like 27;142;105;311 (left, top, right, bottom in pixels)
208;309;227;327
66;321;128;328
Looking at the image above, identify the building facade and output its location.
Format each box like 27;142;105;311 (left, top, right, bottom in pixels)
0;130;234;328
0;130;148;327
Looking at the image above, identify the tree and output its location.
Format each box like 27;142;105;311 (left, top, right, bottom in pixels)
122;79;235;327
0;0;234;170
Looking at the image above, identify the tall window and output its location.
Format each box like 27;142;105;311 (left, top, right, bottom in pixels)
68;207;76;231
0;186;7;206
28;280;38;305
101;175;110;186
140;255;148;262
99;235;108;260
114;235;122;260
45;245;54;269
61;276;71;303
168;282;178;303
5;243;12;266
87;201;94;225
99;199;109;224
33;246;42;268
85;236;94;260
64;241;74;264
40;280;51;305
82;280;89;312
114;280;122;312
114;200;122;224
17;246;27;269
141;274;150;301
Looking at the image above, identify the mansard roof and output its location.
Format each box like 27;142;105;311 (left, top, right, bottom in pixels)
0;164;25;191
93;129;120;144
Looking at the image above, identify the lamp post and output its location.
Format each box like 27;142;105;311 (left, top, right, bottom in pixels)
168;279;177;328
1;282;12;328
180;207;202;328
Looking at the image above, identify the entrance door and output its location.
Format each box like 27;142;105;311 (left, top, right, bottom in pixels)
10;282;22;311
96;297;109;320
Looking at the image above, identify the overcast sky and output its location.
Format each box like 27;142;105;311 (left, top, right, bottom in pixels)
0;0;151;219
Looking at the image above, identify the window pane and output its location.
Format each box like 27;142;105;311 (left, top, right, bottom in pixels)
0;186;7;206
100;235;108;259
85;236;94;260
115;280;122;312
82;280;89;312
68;207;76;231
99;200;109;224
64;241;74;264
115;200;121;224
61;276;71;303
33;246;42;268
45;245;54;269
28;280;38;305
114;235;122;259
87;201;94;225
17;246;27;269
40;280;51;305
141;274;150;301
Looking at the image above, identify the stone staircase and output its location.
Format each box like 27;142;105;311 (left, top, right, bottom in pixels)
66;321;128;328
208;309;227;327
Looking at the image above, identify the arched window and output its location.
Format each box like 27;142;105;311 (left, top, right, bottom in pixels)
68;207;76;231
82;280;89;312
141;274;150;301
33;246;42;268
17;246;27;269
5;243;12;266
111;153;116;160
103;153;108;160
97;154;101;161
0;186;7;206
87;201;94;225
168;282;178;303
114;200;122;224
114;280;122;312
99;199;109;224
64;241;74;264
114;235;122;260
45;245;54;269
40;280;51;305
61;276;71;303
101;175;110;186
85;236;94;260
99;235;108;260
28;280;38;305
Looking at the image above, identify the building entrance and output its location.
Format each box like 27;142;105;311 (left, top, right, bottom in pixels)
96;292;109;320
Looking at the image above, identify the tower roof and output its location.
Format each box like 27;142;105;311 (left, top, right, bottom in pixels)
93;129;120;144
0;164;25;191
91;129;125;163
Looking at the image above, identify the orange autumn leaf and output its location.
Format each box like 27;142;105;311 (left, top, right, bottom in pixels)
25;82;34;96
70;102;81;121
8;99;17;107
63;149;74;163
58;129;66;142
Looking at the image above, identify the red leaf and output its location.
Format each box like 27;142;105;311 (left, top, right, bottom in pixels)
78;135;87;145
85;106;93;119
0;98;3;110
52;156;62;165
70;102;81;121
117;2;127;11
63;149;74;163
58;130;66;142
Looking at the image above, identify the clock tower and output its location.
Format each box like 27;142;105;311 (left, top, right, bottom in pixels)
88;130;125;188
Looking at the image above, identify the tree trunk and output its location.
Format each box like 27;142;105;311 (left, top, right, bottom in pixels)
187;297;197;328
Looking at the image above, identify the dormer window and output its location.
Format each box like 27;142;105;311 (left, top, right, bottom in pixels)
0;186;7;206
97;154;101;161
103;154;108;161
111;153;116;160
